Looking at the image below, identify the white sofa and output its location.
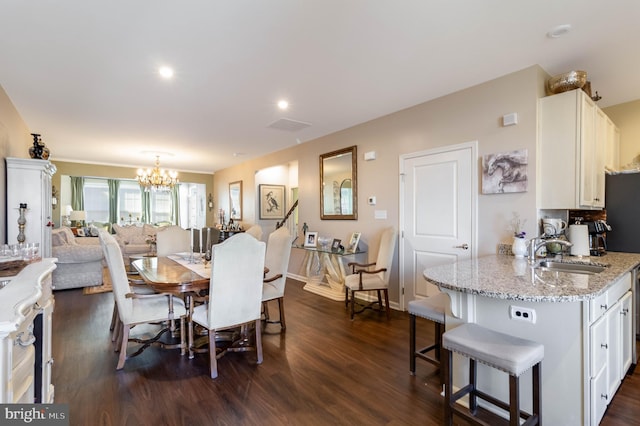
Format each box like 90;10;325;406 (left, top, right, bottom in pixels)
51;227;104;290
112;223;164;263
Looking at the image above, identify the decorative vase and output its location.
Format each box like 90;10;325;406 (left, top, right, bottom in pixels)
28;133;50;160
512;237;527;258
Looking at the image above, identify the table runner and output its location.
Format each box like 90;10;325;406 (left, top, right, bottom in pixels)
167;253;210;279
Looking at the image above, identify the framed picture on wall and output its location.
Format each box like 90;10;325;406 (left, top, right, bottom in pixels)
229;181;243;221
259;184;285;220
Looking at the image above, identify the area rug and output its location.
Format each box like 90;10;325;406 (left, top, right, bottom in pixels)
83;268;112;295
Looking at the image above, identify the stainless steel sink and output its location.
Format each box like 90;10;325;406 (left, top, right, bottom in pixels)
536;260;607;275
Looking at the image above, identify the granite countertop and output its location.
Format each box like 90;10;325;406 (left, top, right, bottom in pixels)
423;252;640;302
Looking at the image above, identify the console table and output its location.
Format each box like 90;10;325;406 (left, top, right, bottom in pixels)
293;244;365;301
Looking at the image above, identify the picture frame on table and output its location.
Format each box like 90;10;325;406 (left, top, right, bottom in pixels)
229;181;243;221
347;232;361;252
259;184;285;220
331;238;342;252
76;228;85;237
304;231;318;247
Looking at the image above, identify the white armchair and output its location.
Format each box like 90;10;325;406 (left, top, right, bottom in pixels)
262;226;292;330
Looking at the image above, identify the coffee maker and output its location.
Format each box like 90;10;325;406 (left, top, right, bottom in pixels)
586;220;611;256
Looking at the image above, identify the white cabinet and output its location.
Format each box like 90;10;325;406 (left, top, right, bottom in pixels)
538;89;617;209
0;260;56;404
6;158;56;257
588;272;632;425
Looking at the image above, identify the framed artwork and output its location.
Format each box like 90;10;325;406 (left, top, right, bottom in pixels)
304;231;318;247
229;181;243;220
347;232;361;252
259;184;285;220
482;149;528;194
331;238;342;252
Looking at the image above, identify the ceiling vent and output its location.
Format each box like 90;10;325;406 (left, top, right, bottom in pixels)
267;118;312;132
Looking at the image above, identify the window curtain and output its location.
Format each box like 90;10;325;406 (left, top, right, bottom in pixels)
171;185;180;225
70;176;84;210
140;188;151;224
107;179;119;226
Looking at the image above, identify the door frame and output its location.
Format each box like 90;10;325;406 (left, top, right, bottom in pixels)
398;140;478;310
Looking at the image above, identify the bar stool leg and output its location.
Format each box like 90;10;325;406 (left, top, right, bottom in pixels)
533;363;542;425
409;314;417;375
443;348;453;426
509;375;520;426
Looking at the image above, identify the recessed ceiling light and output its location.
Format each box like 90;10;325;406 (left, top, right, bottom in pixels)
277;100;289;110
547;24;572;38
158;66;174;79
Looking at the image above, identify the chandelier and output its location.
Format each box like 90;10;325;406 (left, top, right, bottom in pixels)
136;156;179;192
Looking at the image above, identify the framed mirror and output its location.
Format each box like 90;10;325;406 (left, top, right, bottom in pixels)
320;145;357;220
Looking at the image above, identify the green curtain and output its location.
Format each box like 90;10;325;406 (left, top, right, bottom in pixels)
171;185;180;225
140;187;151;224
107;179;120;225
70;176;84;210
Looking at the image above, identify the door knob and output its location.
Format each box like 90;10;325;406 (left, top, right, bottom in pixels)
454;243;469;250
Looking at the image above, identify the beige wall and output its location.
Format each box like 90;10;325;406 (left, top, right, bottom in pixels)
213;65;549;305
604;99;640;166
51;161;215;227
0;84;33;243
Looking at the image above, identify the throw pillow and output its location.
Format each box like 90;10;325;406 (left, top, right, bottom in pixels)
61;227;78;245
113;224;143;244
52;230;67;247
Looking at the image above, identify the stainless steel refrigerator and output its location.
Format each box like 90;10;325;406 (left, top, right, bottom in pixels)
605;172;640;253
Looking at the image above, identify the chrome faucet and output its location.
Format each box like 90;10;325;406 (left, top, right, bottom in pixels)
527;235;573;263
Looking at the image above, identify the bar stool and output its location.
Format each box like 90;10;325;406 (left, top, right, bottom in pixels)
408;293;449;376
443;323;543;426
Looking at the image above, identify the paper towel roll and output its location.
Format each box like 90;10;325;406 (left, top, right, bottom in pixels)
569;225;590;256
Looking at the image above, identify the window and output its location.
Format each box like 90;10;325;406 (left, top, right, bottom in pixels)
150;191;172;224
118;180;142;223
83;179;109;223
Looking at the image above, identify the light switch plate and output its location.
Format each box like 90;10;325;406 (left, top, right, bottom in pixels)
374;210;387;219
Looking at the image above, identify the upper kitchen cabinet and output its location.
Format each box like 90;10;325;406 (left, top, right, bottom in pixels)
538;89;618;209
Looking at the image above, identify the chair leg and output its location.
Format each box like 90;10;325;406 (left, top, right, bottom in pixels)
180;317;186;356
345;287;349;309
533;362;541;424
255;319;263;364
262;301;270;321
116;325;129;370
443;348;453;426
208;330;218;379
383;289;390;320
109;301;117;331
350;290;356;320
469;358;477;414
277;297;286;330
509;374;520;426
410;313;417;375
377;290;383;308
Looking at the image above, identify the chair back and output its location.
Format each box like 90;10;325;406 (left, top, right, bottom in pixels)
264;226;292;297
245;225;263;240
156;225;190;256
375;227;397;284
102;239;134;322
208;233;266;329
201;227;221;252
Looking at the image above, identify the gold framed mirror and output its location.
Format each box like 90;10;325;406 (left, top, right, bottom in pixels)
320;145;357;220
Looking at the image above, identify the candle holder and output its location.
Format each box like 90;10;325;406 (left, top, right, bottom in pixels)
17;203;27;243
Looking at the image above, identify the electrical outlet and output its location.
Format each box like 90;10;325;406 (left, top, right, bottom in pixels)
509;305;536;323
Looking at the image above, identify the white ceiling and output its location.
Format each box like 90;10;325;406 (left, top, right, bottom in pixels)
1;1;639;174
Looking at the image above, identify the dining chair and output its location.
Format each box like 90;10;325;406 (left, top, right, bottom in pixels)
191;233;266;378
156;225;190;256
344;226;397;320
262;226;292;331
102;237;187;369
245;225;263;240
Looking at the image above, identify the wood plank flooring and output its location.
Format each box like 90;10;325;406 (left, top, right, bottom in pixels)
52;279;640;426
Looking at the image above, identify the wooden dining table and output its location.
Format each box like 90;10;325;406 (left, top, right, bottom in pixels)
132;256;210;359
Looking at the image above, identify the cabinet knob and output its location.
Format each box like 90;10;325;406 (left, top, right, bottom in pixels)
601;343;608;349
454;243;469;250
601;393;608;401
600;304;608;310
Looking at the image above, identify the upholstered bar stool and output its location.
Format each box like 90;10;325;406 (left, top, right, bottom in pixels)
408;292;449;377
443;323;543;426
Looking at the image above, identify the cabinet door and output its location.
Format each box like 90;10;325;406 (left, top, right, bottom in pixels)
592;108;607;207
579;95;597;207
619;291;633;377
607;302;622;397
590;313;608;376
590;365;608;426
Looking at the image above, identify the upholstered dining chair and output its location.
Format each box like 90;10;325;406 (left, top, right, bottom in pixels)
102;237;187;369
191;233;266;379
156;225;190;256
262;226;292;331
344;227;397;320
244;225;263;240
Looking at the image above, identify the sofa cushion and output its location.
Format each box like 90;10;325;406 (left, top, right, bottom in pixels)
52;227;78;246
113;224;143;244
53;244;103;263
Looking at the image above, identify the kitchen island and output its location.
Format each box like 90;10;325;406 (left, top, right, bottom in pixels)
423;252;640;426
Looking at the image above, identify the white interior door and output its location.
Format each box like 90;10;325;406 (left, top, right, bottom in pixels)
400;142;476;307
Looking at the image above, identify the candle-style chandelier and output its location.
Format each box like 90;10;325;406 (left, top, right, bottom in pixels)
136;155;178;192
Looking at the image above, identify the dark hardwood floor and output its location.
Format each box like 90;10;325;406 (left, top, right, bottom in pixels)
52;280;640;426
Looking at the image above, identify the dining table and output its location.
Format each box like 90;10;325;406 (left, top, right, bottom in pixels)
132;255;210;359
